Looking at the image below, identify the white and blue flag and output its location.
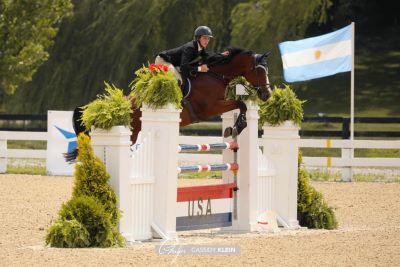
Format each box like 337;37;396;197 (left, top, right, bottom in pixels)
279;24;353;82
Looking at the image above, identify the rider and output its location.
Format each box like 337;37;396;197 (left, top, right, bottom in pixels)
155;26;213;89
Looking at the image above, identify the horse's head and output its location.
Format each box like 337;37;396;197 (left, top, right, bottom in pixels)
207;48;272;101
242;51;272;101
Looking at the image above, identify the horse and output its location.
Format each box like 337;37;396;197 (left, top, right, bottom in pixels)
68;48;271;162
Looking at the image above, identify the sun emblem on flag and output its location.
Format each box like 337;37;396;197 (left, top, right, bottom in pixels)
314;49;321;60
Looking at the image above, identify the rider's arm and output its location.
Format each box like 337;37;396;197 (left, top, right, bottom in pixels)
180;46;199;77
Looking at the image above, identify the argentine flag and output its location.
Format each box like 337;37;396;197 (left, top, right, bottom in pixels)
279;24;353;82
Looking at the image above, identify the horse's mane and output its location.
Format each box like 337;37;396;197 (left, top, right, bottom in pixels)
206;47;253;66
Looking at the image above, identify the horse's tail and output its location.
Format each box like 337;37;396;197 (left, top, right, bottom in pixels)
64;106;87;163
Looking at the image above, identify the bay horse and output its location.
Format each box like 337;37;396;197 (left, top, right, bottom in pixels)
68;48;271;162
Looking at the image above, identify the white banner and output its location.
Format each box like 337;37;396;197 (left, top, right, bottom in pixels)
46;110;76;176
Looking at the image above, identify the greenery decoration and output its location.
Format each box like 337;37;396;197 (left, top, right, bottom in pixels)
45;219;90;248
258;84;305;127
129;64;182;109
297;152;338;229
46;133;124;248
81;82;132;130
225;76;258;101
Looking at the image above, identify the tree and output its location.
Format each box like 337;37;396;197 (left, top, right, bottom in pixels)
1;0;245;113
46;133;124;248
0;0;73;94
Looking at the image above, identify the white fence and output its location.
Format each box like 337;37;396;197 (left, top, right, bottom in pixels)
299;139;400;181
0;131;399;181
0;131;47;173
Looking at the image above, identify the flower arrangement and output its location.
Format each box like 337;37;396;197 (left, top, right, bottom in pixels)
130;63;182;109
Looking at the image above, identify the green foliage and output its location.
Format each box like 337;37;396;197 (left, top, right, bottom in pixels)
46;134;124;248
81;82;132;130
73;133;120;224
297;152;338;229
259;85;305;126
45;219;90;248
130;65;182;109
2;0;240;113
56;196;117;247
225;76;258;101
0;0;73;94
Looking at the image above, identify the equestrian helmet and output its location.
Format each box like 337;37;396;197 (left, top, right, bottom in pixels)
194;26;213;38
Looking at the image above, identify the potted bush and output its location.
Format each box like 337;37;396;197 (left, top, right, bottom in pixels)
258;84;305;128
81;82;132;131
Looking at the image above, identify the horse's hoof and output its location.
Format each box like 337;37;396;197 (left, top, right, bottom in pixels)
224;127;232;138
232;127;239;139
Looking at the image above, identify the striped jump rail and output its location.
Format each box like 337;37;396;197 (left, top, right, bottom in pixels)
178;141;238;152
177;162;239;173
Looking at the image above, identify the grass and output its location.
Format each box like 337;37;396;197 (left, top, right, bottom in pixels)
7;165;46;175
301;148;400;158
307;167;400;183
180;122;222;131
178;171;222;180
5;158;46;175
7;140;46;149
354;173;400;183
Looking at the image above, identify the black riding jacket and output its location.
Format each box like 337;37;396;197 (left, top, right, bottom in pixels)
158;40;209;78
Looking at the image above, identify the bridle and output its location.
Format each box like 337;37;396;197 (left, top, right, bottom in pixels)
253;64;271;95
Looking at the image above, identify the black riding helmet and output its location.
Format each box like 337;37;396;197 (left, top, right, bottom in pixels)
194;26;213;38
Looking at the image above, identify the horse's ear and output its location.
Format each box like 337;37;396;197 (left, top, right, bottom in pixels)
256;51;271;65
263;51;271;58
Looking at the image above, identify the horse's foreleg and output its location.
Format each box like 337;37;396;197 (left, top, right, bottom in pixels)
205;100;247;138
232;101;247;138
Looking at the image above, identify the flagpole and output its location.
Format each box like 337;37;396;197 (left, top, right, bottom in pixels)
345;21;355;182
350;22;355;140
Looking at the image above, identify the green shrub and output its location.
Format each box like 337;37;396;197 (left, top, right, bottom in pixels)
73;134;120;225
129;64;182;109
81;82;132;130
259;84;305;126
57;196;118;247
46;134;124;248
45;219;90;248
297;152;338;229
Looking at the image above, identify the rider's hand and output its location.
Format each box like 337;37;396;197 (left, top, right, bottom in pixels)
199;64;209;72
221;51;230;56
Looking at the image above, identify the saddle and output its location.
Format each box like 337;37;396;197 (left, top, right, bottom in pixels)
180;78;191;99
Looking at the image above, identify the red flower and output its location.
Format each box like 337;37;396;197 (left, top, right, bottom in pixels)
149;64;157;71
149;63;168;72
